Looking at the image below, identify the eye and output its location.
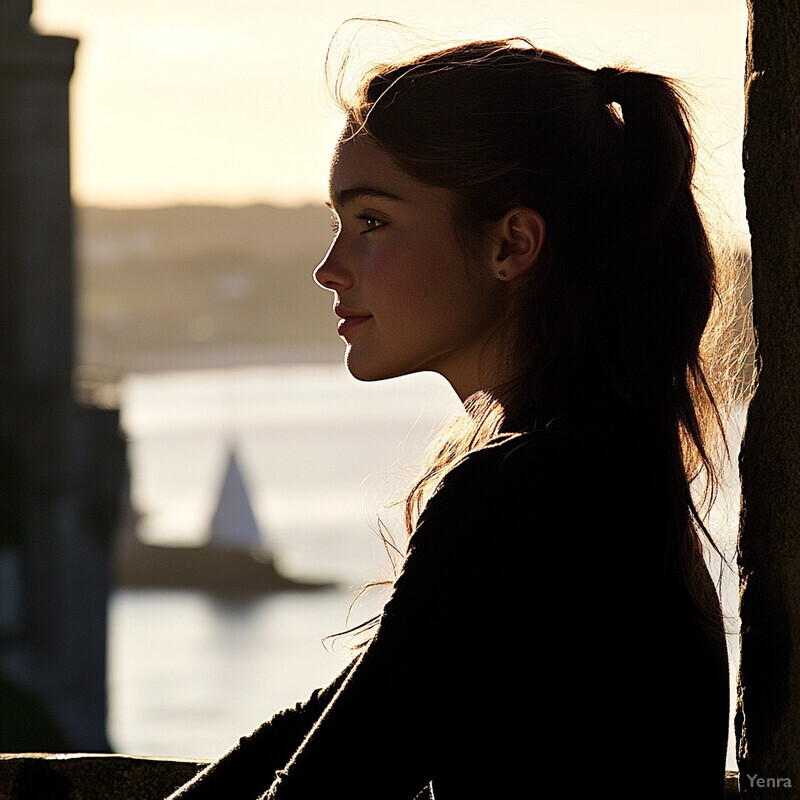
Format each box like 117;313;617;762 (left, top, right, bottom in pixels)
329;213;340;235
356;214;385;234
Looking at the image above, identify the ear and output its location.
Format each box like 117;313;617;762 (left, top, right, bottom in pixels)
490;207;545;281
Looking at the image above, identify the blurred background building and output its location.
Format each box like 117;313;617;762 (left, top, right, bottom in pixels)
0;1;125;751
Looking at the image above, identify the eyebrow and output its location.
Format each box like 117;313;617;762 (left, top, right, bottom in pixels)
326;186;404;208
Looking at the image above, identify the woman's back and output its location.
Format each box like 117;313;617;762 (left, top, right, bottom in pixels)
428;421;730;797
267;421;728;797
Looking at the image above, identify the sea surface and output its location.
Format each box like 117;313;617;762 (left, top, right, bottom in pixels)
108;363;462;759
108;362;741;768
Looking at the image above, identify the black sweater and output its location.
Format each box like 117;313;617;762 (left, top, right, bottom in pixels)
167;422;729;799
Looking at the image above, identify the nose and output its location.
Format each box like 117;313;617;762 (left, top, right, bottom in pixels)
313;236;351;293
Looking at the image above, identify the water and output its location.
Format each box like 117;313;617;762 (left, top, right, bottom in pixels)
108;362;741;768
109;363;462;759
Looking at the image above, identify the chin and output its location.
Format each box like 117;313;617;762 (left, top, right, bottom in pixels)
344;348;408;383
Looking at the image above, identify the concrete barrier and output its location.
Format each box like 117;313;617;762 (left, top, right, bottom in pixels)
0;754;742;798
0;753;204;799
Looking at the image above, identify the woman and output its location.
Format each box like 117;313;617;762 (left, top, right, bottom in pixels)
168;37;734;798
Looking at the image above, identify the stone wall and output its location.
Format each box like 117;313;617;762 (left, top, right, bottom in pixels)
0;754;204;800
0;755;745;799
737;0;800;794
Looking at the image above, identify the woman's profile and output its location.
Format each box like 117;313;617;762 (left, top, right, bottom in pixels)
168;31;743;799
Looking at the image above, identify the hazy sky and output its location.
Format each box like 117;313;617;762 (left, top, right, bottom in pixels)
32;0;748;233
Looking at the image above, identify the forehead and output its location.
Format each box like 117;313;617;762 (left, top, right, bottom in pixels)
328;134;452;212
329;135;406;197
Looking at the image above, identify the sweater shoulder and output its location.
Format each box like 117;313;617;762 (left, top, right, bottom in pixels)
411;427;574;550
432;425;572;499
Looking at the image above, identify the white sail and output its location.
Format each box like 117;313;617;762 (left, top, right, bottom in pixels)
209;446;265;552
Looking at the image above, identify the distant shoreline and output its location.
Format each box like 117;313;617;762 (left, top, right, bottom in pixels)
76;204;339;387
76;344;343;403
87;343;342;372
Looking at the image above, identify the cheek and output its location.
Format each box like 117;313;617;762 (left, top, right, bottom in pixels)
418;245;477;314
364;234;473;327
365;249;434;312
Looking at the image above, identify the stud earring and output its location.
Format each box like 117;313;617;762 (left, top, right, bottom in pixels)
497;269;508;279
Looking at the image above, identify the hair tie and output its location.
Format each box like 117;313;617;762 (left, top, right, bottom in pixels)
595;66;618;106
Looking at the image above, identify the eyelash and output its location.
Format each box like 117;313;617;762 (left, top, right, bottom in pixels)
356;214;385;234
328;212;386;237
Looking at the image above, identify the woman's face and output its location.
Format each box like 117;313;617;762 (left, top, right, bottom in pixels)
314;135;507;401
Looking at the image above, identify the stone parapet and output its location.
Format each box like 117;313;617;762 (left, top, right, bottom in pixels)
0;754;742;798
0;754;204;799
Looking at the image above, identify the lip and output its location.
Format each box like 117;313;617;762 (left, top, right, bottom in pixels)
334;304;372;337
337;315;372;336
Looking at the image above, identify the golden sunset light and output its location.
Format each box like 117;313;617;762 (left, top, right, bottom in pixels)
33;0;746;230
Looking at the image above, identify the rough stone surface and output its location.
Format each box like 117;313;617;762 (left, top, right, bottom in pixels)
737;0;800;796
0;754;205;800
0;755;742;798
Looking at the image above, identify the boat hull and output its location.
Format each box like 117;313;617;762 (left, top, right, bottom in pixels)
114;541;335;594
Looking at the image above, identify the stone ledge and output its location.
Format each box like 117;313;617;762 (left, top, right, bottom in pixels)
0;753;205;799
0;754;742;798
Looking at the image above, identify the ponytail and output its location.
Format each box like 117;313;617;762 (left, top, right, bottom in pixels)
599;67;696;234
592;63;727;637
594;65;718;454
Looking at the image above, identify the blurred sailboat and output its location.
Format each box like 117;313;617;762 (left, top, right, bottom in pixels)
115;445;333;593
209;447;267;552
